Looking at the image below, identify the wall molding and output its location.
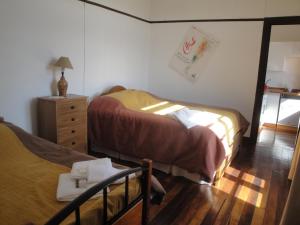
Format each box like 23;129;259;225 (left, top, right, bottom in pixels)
79;1;299;26
150;18;264;23
79;0;265;24
78;0;150;23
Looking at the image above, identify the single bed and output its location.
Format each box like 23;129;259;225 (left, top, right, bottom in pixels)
0;118;163;225
88;86;249;184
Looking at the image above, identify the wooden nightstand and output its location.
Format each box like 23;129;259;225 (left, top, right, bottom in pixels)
38;94;88;153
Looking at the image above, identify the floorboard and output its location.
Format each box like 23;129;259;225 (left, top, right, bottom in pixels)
91;128;294;225
148;129;294;225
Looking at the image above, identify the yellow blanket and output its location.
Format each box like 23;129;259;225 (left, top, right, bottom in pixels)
107;89;241;150
0;124;140;225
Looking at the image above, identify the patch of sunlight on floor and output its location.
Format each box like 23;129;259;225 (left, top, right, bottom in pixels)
225;166;241;178
217;167;266;208
235;185;263;207
216;177;236;194
241;172;266;188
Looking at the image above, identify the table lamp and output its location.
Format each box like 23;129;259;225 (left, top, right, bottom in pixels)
54;56;73;97
283;56;300;92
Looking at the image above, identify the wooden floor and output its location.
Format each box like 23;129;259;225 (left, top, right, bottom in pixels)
148;129;295;225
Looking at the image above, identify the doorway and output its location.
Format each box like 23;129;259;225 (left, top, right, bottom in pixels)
250;17;300;144
258;25;300;148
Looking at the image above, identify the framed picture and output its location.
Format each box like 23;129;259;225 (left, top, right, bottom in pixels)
169;26;218;82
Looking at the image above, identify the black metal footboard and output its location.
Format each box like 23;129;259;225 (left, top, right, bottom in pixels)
45;159;152;225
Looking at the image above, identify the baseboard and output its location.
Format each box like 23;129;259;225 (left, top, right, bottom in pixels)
262;123;297;134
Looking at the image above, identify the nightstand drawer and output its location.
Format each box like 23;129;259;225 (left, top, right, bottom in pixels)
38;94;88;153
57;100;86;114
57;125;86;143
57;111;86;128
60;139;87;153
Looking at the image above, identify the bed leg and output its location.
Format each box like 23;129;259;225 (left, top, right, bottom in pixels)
141;159;152;225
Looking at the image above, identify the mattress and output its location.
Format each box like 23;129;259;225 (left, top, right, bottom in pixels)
88;89;249;183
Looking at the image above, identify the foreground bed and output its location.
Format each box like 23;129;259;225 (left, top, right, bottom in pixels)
88;86;249;184
0;118;161;225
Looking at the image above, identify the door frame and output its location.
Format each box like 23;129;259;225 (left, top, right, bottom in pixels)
250;16;300;143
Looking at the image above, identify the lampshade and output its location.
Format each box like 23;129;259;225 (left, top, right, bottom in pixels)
54;57;73;70
283;56;300;75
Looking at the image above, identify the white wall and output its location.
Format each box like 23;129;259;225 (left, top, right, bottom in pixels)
271;25;300;42
148;0;300;136
149;22;263;137
265;0;300;17
150;0;265;20
266;42;300;88
0;0;84;134
92;0;150;20
0;0;150;134
84;4;150;98
150;0;300;20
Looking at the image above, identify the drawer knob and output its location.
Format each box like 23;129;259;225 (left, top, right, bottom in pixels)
71;118;75;121
71;130;76;133
70;106;75;110
72;142;76;145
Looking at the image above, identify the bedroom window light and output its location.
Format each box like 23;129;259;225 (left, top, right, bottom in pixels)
220;116;234;130
215;177;236;194
217;166;266;208
141;101;169;111
225;166;241;177
214;177;264;207
222;139;231;156
235;185;263;207
241;173;266;188
209;122;226;139
189;111;221;126
154;104;185;115
278;99;300;121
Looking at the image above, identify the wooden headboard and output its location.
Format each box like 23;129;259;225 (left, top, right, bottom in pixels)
101;85;127;96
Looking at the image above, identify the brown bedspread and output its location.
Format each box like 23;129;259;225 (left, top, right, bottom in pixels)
0;122;143;225
88;91;249;182
6;122;94;167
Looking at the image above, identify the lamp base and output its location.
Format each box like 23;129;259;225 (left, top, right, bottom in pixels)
58;73;68;97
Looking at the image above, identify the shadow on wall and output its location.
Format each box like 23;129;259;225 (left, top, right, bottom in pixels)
30;58;59;135
30;98;38;135
48;58;59;96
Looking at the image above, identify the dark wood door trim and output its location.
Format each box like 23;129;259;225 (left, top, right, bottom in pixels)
250;16;300;143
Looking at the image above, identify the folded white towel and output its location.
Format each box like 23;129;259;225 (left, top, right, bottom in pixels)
169;108;220;129
71;158;112;180
56;173;105;202
87;164;135;184
71;158;135;185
